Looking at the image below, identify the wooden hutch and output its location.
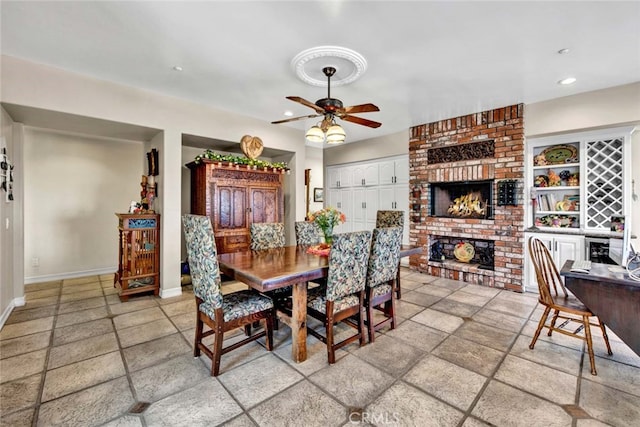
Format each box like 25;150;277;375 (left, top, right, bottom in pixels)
187;160;285;253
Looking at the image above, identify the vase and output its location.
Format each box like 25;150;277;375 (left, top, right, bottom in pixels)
321;225;334;245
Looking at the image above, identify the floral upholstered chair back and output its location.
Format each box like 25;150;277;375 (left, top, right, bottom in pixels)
326;231;372;301
295;221;324;245
250;223;285;250
182;214;223;308
375;210;404;229
366;227;402;288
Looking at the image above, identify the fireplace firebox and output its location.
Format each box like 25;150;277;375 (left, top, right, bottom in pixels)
429;180;494;219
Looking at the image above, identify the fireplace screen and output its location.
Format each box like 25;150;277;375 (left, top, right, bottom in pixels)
430;180;494;219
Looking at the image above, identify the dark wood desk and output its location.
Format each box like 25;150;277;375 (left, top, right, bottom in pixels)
218;244;422;362
561;260;640;357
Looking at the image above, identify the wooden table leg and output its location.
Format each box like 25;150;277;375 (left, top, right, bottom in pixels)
290;281;308;362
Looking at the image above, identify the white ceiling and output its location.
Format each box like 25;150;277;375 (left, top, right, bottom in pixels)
2;1;639;145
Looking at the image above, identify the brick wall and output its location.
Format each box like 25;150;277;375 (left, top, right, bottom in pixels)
408;104;525;292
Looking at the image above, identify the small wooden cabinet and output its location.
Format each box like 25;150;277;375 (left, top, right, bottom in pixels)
114;213;160;301
187;161;284;253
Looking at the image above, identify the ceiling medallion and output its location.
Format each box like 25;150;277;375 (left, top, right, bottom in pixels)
291;46;367;87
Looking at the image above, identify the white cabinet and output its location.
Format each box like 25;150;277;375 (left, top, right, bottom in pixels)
327;188;353;233
328;166;352;189
352;188;379;232
524;232;585;292
352;163;379;187
379;184;410;244
379;159;409;185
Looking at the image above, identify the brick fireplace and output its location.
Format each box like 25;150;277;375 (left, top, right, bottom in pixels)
408;104;525;292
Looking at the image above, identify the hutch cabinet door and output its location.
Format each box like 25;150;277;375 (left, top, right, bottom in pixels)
249;187;280;223
216;185;248;229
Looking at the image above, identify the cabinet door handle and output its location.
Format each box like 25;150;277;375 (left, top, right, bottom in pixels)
364;202;366;208
555;241;557;251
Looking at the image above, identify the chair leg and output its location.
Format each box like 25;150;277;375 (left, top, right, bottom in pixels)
395;266;402;300
212;325;224;377
194;314;204;357
265;310;274;351
358;307;366;347
583;315;597;375
244;324;251;336
366;291;375;343
598;318;613;356
529;306;551;350
548;309;560;336
326;302;336;364
387;293;397;331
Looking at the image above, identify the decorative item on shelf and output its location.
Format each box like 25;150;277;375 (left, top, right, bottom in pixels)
535;214;577;228
534;175;549;187
240;135;264;160
307;206;345;245
559;170;571;184
610;215;625;233
529;187;539;230
547;169;561;186
453;242;475;263
534;153;548;166
430;241;444;261
567;173;579;187
540;144;578;164
193;149;289;173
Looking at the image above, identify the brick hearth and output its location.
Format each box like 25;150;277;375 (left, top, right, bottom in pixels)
408;104;525;292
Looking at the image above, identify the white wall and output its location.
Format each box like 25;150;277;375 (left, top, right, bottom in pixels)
1;108;16;325
323;130;409;167
305;146;324;214
1;55;306;300
23;128;143;281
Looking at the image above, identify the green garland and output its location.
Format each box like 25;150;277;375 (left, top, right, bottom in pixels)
194;149;288;170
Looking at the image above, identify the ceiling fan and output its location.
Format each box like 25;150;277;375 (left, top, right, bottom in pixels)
271;66;381;131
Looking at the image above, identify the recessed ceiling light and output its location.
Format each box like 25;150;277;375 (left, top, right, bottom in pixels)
558;77;577;85
172;66;183;72
557;48;571;55
284;111;293;117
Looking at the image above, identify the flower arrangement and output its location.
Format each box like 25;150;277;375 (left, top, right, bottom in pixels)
307;207;346;245
194;149;288;170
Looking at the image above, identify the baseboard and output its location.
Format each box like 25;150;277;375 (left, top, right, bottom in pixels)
160;287;182;299
0;297;23;330
24;267;117;285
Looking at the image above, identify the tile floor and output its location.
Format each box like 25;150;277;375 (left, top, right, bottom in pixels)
2;269;640;427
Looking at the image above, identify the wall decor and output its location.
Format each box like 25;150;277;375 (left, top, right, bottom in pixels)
313;187;324;202
147;148;159;176
0;141;14;202
427;140;495;165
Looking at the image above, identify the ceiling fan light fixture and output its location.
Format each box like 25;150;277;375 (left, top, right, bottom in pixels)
325;123;346;144
305;125;325;143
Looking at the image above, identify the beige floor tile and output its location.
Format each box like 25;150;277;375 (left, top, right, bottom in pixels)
579;379;640;427
404;354;486;411
453;320;517;352
169;311;195;331
41;351;125;402
24;281;61;292
0;316;54;340
117;317;177;348
130;354;210;403
48;332;119;369
219;353;304;408
400;290;442;307
384;319;448;352
59;289;104;302
55;305;109;328
0;373;41;415
413;283;455;297
581;356;640;397
53;317;114;346
411;308;464;334
352;335;424;377
368;381;464;426
108;297;158;315
62;276;100;286
38;377;134;426
0;408;35;427
472;380;572;427
58;296;106;314
113;306;166;330
395;300;425;319
12;295;58;311
0;349;47;384
24;287;61;300
0;331;51;359
510;335;582;376
471;307;527;333
430;298;482;318
101;415;144;427
433;336;504;377
4;304;57;325
274;334;345;376
495;355;578;405
459;284;502;298
310;354;394;408
447;289;493;307
159;298;194;317
249;380;346;427
144;379;242;426
221;414;257;427
61;281;102;294
123;333;190;372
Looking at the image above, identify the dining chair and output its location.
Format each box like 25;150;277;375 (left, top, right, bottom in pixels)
182;214;275;376
250;222;286;250
528;237;612;375
295;221;324;245
306;230;372;364
364;227;402;343
375;210;405;299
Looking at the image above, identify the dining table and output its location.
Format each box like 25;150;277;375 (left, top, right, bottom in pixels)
217;244;422;363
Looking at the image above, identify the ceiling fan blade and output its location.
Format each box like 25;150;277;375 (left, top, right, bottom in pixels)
286;96;326;114
338;103;380;114
340;114;382;128
271;113;321;125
